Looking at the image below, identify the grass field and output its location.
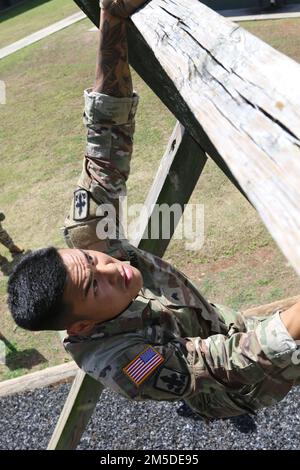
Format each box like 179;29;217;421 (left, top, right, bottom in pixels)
0;0;78;49
0;13;299;381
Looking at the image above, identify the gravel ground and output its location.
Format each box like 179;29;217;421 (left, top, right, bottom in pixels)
0;384;300;450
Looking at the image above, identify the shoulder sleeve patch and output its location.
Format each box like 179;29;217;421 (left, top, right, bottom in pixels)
154;367;189;396
73;189;89;221
123;346;164;386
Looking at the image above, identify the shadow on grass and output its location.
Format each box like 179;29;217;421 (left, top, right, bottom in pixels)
0;0;51;21
0;333;47;371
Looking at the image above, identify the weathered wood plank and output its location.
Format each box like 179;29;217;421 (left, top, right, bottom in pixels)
0;362;78;398
129;0;300;276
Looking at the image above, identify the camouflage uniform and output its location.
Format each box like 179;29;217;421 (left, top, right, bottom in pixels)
63;89;300;419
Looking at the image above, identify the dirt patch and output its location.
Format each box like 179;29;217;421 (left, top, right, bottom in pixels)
181;246;275;281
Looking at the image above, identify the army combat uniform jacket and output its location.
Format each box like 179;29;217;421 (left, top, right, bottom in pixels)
63;89;300;419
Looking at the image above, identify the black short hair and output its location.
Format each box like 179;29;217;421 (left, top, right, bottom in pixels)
7;247;71;331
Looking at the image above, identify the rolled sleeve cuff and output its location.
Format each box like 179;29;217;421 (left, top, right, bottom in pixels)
256;311;299;368
83;88;139;126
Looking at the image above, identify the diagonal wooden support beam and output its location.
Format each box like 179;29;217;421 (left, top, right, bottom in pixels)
47;369;103;450
133;122;207;256
48;121;207;449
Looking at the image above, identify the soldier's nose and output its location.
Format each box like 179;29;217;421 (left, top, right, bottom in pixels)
100;263;120;283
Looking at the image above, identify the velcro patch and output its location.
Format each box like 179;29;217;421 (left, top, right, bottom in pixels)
73;189;89;221
123;346;164;386
154;367;189;396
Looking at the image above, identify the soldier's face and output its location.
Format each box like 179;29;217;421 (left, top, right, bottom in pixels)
59;249;143;334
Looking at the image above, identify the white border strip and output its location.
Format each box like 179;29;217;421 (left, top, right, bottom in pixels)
0;11;86;60
229;11;300;22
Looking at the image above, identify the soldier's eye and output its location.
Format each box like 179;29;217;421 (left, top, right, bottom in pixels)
88;255;94;265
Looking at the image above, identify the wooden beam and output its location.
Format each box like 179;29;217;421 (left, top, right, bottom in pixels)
131;122;207;256
47;370;104;450
76;0;300;277
0;362;78;398
242;295;300;318
130;0;300;277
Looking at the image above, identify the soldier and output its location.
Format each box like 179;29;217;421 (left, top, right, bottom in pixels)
7;0;300;420
0;211;24;259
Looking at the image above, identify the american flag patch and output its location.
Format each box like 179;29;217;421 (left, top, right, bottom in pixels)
123;346;164;386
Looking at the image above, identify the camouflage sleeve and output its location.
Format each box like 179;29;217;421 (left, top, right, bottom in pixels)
65;312;299;404
186;310;299;393
63;89;139;254
65;334;193;402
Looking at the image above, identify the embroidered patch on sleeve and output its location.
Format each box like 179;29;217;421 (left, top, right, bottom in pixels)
123;346;164;386
73;189;89;221
154;367;189;396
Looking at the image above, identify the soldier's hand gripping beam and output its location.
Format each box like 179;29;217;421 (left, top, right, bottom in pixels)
100;0;149;18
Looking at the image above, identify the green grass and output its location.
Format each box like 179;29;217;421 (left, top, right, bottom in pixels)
241;18;300;63
0;0;78;49
0;16;300;381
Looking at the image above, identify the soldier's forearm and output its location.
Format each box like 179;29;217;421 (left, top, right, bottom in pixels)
280;301;300;340
93;10;133;98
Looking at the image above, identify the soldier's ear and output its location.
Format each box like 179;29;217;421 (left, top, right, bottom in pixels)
67;320;95;336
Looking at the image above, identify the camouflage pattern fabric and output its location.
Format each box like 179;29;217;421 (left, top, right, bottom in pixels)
63;89;300;419
63;89;138;255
